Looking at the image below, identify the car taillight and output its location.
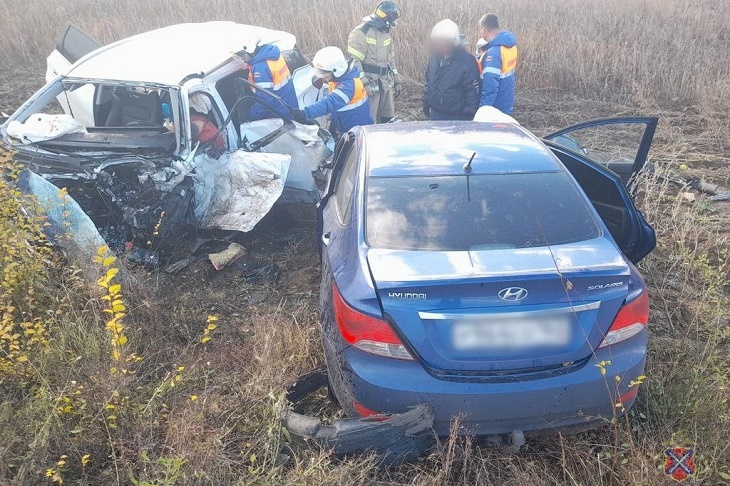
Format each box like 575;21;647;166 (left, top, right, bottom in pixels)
333;284;414;360
599;290;649;348
618;385;639;404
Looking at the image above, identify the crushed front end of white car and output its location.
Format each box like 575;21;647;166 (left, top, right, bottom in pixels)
1;22;333;258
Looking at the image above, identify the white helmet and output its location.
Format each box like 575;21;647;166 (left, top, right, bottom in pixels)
476;38;488;50
431;19;461;46
240;35;261;55
312;46;349;79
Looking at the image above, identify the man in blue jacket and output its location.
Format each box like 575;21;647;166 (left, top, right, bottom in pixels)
240;36;298;120
294;46;373;136
478;14;518;114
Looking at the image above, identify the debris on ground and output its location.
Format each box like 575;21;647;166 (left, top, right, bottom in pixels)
709;193;730;202
209;242;246;271
650;164;730;202
164;255;202;274
125;247;161;268
283;368;436;466
235;256;281;283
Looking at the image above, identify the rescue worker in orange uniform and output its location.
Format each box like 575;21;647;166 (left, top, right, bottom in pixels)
347;1;402;123
292;46;373;136
239;36;298;120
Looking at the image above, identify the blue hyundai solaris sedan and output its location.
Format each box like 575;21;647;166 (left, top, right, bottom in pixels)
317;116;657;437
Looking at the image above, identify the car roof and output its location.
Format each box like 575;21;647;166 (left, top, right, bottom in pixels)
64;22;297;85
362;122;563;177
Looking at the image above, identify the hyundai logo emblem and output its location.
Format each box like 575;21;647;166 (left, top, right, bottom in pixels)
498;287;528;302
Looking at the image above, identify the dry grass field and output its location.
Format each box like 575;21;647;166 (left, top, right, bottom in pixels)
0;0;729;485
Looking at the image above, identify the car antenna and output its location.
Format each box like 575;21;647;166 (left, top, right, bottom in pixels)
464;151;476;202
463;151;476;173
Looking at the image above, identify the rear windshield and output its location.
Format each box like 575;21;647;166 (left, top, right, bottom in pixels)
366;172;601;251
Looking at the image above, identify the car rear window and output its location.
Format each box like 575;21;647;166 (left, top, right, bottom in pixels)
366;172;601;251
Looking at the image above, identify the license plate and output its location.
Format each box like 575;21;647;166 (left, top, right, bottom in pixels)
452;316;571;351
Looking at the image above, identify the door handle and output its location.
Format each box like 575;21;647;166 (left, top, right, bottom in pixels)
321;232;331;246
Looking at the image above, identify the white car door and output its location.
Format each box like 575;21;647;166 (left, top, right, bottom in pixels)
292;65;328;110
46;23;101;127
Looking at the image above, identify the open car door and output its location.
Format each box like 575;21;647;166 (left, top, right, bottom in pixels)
292;65;328;127
545;140;656;264
544;117;658;185
46;23;101;81
46;23;102;127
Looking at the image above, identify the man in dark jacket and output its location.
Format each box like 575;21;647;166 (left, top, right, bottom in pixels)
423;19;481;121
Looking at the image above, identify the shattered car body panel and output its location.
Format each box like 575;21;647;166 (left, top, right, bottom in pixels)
193;151;290;232
283;406;435;466
15;169;139;284
1;22;332;253
283;368;436;465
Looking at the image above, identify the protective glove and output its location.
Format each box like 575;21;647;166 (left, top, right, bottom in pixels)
291;109;310;124
393;82;403;99
365;80;380;97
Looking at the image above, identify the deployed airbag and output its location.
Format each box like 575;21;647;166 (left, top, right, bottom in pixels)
7;113;87;143
193;150;290;232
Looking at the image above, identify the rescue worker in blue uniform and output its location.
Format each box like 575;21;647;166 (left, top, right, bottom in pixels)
478;13;518;114
239;36;298;120
293;46;373;136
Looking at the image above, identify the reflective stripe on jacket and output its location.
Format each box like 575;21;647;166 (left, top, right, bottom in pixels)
248;44;298;120
303;65;373;134
479;30;518;114
347;20;399;84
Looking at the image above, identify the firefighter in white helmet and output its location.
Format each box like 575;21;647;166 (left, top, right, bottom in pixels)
347;1;401;123
293;47;373;136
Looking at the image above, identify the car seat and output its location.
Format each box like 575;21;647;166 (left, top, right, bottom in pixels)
105;88;163;127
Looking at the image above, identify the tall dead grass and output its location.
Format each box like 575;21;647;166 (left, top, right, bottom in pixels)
0;0;729;113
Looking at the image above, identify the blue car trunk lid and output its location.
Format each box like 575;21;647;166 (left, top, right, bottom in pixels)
367;237;631;375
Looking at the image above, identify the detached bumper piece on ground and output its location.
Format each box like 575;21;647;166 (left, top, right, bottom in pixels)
283;368;435;466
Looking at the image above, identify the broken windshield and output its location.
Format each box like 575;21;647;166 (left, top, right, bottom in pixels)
4;79;183;154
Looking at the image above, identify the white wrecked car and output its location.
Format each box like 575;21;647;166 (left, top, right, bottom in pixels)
1;22;332;253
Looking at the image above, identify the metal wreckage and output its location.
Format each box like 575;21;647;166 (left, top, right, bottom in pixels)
1;22;437;463
2;22;333;261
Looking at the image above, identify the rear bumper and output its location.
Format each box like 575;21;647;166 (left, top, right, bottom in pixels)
327;329;647;436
